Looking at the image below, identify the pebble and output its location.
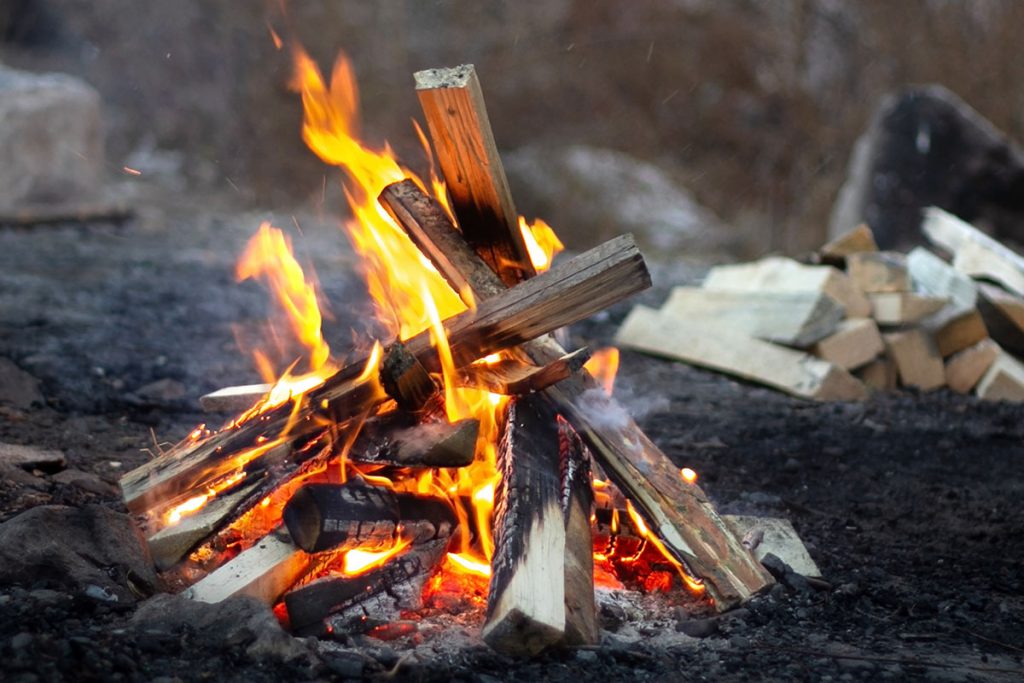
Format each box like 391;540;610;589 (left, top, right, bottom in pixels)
575;650;599;663
11;632;33;649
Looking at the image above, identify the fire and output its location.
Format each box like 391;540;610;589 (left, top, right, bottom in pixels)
342;536;411;576
681;467;698;484
584;347;620;396
519;217;563;272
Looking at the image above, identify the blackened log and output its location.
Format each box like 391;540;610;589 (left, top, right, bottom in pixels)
380;341;437;412
379;179;773;608
120;235;649;517
285;538;450;636
414;65;536;286
349;413;479;468
482;394;566;655
283;482;456;554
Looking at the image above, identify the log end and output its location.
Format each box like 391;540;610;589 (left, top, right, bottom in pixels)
414;64;475;90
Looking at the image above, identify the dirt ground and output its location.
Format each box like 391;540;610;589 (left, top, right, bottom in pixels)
0;193;1022;681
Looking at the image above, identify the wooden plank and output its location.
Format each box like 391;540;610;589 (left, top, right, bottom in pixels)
661;287;843;347
482;395;567;655
922;207;1024;297
185;526;311;605
702;256;871;318
976;352;1024;401
722;515;821;579
945;339;999;393
414;65;535;286
616;307;867;401
882;329;945;390
380;180;772;609
811;318;884;370
846;251;909;293
869;292;948;325
120;234;650;515
820;223;878;261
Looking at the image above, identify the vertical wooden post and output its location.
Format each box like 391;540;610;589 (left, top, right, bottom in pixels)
415;65;536;287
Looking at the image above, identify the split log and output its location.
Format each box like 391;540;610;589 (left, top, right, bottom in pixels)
380;180;773;609
945;339;999;393
924;308;988;358
558;416;599;646
819;223;878;262
846;252;909;293
868;292;948;325
483;394;566;655
282;482;456;553
976;351;1024;401
120;234;649;516
856;357;897;391
702;256;872;318
660;287;843;347
922;206;1024;297
906;246;977;309
414;64;535;286
811;318;884;370
882;329;945;390
380;341;437;412
976;283;1024;356
285;538;449;636
349;413;479;468
459;348;590;395
617;306;868;401
185;526;312;605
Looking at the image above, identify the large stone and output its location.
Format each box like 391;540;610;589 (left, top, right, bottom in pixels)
829;85;1024;249
0;358;44;408
0;504;155;600
505;144;742;259
0;65;103;210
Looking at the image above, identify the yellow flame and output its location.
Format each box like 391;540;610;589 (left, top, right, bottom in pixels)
584;347;620;396
519;217;564;272
343;536;411;575
681;467;698;484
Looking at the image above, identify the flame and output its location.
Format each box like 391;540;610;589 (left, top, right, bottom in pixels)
681;467;698;484
445;552;492;577
626;500;705;594
519;217;563;272
342;536;411;576
164;470;247;526
584;347;620;396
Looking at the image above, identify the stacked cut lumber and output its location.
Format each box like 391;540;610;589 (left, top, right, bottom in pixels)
616;208;1024;402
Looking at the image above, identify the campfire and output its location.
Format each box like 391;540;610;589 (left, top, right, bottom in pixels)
119;48;771;655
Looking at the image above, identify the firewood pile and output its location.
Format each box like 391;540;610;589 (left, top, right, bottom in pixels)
118;63;776;657
617;207;1024;403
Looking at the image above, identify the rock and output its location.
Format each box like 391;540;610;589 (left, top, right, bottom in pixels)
0;66;103;211
829;85;1024;249
0;442;65;471
675;616;720;638
133;378;187;403
131;594;309;662
51;468;118;496
0;505;155;600
0;359;44;409
505;144;742;259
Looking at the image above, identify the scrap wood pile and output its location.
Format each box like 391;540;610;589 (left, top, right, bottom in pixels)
617;207;1024;403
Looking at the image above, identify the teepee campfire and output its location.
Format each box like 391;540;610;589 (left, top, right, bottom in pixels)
118;50;772;656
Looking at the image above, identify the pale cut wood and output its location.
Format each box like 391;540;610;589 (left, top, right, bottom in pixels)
199;383;271;412
723;516;821;579
846;251;909;293
185;526;311;605
976;283;1024;356
906;247;977;309
121;234;650;515
661;287;843;347
945;339;999;393
820;223;878;261
922;206;1024;297
483;395;567;655
381;180;772;609
924;308;988;358
869;292;948;325
882;329;945;390
558;418;598;646
702;256;871;318
976;352;1024;401
415;65;535;286
856;357;897;391
811;318;884;370
617;306;867;401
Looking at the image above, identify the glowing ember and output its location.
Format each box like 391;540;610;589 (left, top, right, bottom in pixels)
681;467;698;484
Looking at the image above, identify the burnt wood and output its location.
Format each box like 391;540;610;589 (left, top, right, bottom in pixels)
120;235;649;517
282;482;456;554
415;65;536;286
380;341;437;411
558;416;599;645
458;348;590;395
349;413;479;468
379;180;773;608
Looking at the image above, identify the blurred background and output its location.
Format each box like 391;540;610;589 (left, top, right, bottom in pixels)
1;0;1022;257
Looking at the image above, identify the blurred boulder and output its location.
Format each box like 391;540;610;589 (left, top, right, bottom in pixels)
505;145;743;261
829;85;1024;250
0;65;103;210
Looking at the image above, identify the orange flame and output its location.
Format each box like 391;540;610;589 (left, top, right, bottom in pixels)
342;536;411;576
584;347;620;396
681;467;698;484
519;217;563;272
